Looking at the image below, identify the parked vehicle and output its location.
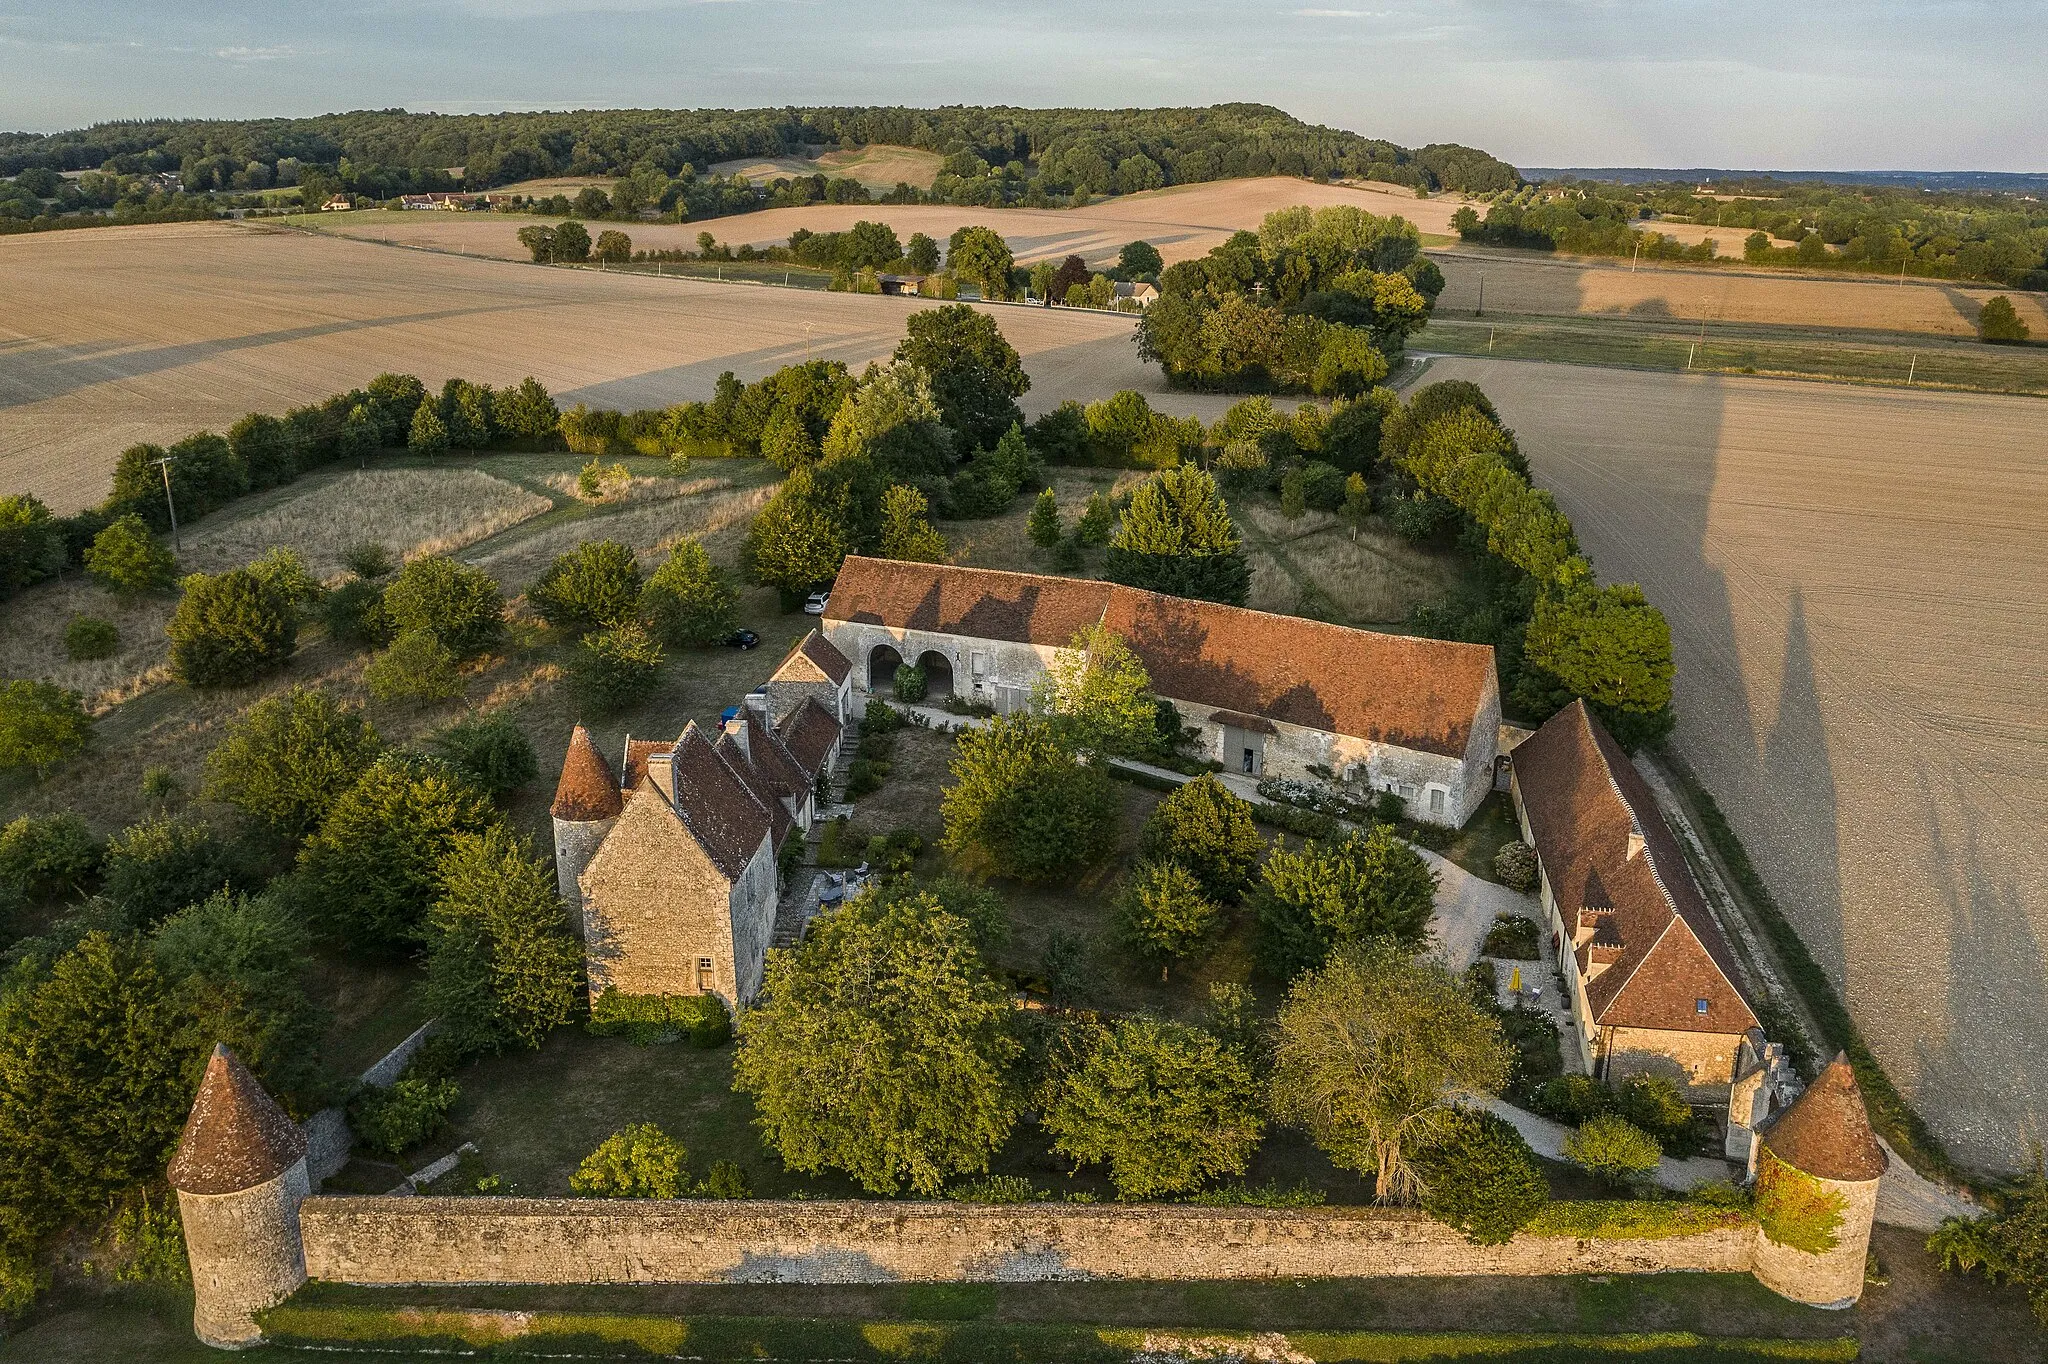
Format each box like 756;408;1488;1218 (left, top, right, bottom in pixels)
803;592;829;615
727;629;759;649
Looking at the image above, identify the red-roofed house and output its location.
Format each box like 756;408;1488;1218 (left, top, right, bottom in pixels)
1509;698;1763;1101
823;557;1501;826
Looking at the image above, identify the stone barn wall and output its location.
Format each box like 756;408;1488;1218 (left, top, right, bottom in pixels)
298;1198;1757;1287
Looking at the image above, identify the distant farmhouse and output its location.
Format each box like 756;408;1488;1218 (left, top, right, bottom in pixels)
1112;280;1159;307
551;634;852;1010
823;556;1502;827
397;191;485;210
1509;698;1795;1148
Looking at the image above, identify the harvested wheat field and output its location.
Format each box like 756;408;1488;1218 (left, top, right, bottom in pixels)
1431;250;2048;339
1427;356;2048;1173
708;143;946;193
299;176;1476;269
0;220;1257;513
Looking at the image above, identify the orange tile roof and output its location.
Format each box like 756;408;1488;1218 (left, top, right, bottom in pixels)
777;696;842;776
167;1044;308;1195
1761;1054;1887;1182
824;557;1495;757
1513;699;1757;1036
551;724;622;821
621;737;673;793
773;630;852;686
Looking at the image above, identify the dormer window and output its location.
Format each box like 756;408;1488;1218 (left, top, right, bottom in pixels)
1696;998;1710;1016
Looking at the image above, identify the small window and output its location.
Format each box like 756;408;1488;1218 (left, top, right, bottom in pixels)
1428;787;1446;816
1696;998;1710;1016
698;957;715;993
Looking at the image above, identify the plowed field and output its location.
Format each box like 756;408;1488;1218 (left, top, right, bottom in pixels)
1427;356;2048;1172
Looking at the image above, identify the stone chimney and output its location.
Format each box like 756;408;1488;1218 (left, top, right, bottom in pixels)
549;724;622;909
167;1044;311;1349
1749;1052;1887;1309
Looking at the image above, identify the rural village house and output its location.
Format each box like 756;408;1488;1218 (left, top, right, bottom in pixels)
1508;698;1795;1148
550;633;852;1010
822;556;1502;827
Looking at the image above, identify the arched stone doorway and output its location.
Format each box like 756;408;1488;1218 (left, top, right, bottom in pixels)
868;643;905;693
916;649;954;700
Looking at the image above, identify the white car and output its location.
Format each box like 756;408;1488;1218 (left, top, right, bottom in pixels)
803;592;829;615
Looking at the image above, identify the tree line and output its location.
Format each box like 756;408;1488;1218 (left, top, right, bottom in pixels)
1455;180;2048;289
0;104;1519;213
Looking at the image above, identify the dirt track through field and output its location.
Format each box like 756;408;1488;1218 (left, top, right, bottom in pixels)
1428;357;2048;1172
0;221;1274;513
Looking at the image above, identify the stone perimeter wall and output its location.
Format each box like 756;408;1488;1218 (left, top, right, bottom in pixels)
299;1198;1756;1286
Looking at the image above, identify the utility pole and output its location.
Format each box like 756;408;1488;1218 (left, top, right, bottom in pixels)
1630;239;1641;272
1907;352;1917;385
1897;255;1909;286
151;454;181;552
1476;273;1485;317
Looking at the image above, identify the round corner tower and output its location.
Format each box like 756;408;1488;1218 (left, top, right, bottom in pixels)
167;1043;311;1349
551;722;623;915
1750;1052;1886;1309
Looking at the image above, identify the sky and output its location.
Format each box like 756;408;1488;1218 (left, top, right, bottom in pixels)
2;0;2045;171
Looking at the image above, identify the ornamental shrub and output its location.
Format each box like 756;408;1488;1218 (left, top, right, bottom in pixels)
1414;1107;1549;1244
201;686;382;837
0;812;102;901
101;813;246;927
84;514;177;595
63;614;119;661
940;714;1120;883
1139;774;1265;899
166;568;298;686
349;1071;459;1158
571;1123;687;1199
380;554;505;658
429;711;539;802
529;539;642;632
587;991;731;1047
1493;840;1539;891
571;623;664;714
892;663;927;703
365;629;464;703
1480;912;1540;960
0;680;90;775
697;1160;751;1199
1564;1113;1662;1190
1115;860;1222;977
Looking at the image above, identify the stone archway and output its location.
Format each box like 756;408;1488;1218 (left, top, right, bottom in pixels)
868;643;905;692
916;650;954;700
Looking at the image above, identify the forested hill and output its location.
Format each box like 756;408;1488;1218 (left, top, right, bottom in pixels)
0;104;1519;199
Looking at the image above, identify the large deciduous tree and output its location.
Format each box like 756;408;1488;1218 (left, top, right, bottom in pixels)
425;824;582;1054
733;890;1021;1195
948;226;1014;301
893;304;1030;451
528;539;643;633
939;714;1120;882
1031;624;1156;758
1040;1017;1262;1198
166;567;298;687
1270;940;1511;1203
638;539;737;646
1140;774;1266;900
1255;824;1438;978
201;685;382;837
379;554;505;658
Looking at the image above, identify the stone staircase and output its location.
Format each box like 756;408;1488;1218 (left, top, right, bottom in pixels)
768;711;863;949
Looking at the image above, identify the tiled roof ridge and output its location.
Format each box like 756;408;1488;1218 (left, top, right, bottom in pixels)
829;555;1490;662
1568;701;1751;1026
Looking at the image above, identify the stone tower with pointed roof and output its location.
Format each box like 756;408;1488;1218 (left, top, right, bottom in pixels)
1749;1053;1887;1308
550;722;622;908
168;1044;311;1348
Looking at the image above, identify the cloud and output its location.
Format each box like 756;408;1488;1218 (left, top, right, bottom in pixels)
1293;8;1390;16
214;45;296;62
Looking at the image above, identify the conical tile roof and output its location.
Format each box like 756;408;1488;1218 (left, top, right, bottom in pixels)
167;1044;308;1195
1760;1052;1887;1182
551;723;622;821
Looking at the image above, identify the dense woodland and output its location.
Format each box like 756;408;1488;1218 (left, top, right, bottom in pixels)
1456;179;2048;289
0;104;1518;217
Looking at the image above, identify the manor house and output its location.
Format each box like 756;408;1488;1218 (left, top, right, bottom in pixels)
550;632;853;1010
1508;699;1784;1130
822;557;1503;827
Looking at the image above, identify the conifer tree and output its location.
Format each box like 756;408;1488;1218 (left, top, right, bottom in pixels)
1104;464;1250;606
1028;488;1062;548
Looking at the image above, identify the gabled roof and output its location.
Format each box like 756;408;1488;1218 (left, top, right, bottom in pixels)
777;696;842;776
773;631;852;686
551;724;623;822
621;737;673;792
824;557;1495;757
740;714;810;800
1761;1053;1887;1182
713;729;795;849
167;1044;308;1195
1513;699;1757;1036
667;723;773;879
